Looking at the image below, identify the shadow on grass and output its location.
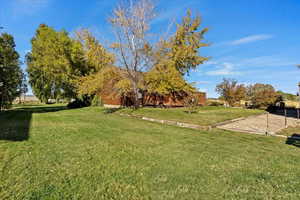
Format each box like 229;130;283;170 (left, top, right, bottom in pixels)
0;106;67;142
183;110;198;114
285;134;300;148
103;107;124;114
15;105;68;113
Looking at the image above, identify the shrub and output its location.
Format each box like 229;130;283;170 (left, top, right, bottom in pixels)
207;100;224;107
67;98;91;109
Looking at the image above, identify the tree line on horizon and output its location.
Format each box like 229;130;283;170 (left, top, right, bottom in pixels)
215;78;298;109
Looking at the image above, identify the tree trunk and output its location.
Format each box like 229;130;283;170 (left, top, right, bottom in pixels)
133;84;139;109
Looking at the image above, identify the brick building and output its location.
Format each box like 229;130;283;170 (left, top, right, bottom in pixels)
100;90;206;107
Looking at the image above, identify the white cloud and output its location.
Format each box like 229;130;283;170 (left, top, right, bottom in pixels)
206;62;242;76
229;34;273;45
194;81;211;84
205;61;218;65
205;55;297;71
236;56;297;67
198;88;208;93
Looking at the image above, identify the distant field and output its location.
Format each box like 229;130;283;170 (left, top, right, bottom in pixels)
0;105;299;199
278;126;300;136
284;100;299;108
117;106;264;126
13;95;40;104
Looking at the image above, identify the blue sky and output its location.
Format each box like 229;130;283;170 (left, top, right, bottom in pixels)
1;0;300;97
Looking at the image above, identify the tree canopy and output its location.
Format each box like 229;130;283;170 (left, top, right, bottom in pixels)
247;83;278;108
0;33;24;110
215;78;246;106
146;10;208;95
27;25;112;103
27;24;78;102
76;5;209;107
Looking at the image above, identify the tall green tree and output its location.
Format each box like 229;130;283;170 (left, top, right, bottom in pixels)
0;33;23;110
27;24;87;103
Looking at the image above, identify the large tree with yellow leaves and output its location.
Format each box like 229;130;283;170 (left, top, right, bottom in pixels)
77;1;209;108
146;10;209;96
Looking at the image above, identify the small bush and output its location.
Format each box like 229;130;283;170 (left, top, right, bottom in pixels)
207;101;224;107
67;99;90;109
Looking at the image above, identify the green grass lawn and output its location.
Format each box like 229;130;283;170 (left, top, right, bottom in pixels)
117;106;264;126
0;105;300;199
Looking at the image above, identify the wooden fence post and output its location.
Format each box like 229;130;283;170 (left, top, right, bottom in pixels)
284;109;287;128
266;112;269;135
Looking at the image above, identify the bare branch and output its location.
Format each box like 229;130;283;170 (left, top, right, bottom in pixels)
110;0;156;108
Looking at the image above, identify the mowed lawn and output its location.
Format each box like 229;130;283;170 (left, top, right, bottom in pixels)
117;106;264;126
0;105;300;199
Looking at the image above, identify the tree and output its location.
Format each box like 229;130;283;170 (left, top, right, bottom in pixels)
27;24;71;103
145;10;209;96
27;24;88;103
76;2;210;108
110;0;155;108
0;33;23;110
27;25;116;105
247;83;278;108
77;67;123;96
109;1;209;108
75;29;117;96
216;78;246;107
145;62;195;95
74;29;115;74
165;10;209;76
